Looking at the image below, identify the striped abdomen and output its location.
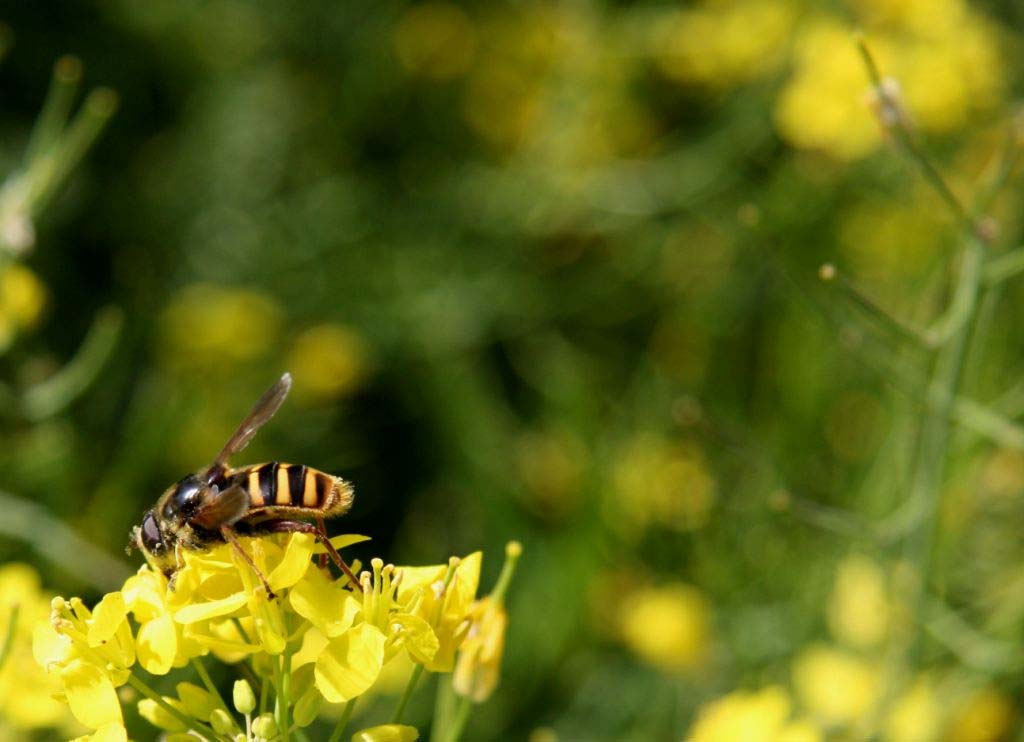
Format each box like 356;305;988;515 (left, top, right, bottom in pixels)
228;462;354;518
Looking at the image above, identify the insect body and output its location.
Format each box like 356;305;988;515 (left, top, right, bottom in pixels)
131;373;360;596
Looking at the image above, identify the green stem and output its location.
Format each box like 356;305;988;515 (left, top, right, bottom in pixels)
982;247;1024;286
127;672;226;742
327;698;357;742
446;696;473;742
24;55;82;164
391;664;425;724
192;657;232;716
280;651;292;742
21;305;123;420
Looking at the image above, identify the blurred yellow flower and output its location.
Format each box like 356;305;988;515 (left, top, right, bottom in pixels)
775;5;1003;160
827;554;889;649
393;2;477;80
885;677;941;742
288;323;371;402
0;263;47;352
654;0;794;88
945;686;1014;742
792;645;879;726
158;283;282;369
618;583;710;672
0;564;77;737
689;686;821;742
611;434;715;535
515;428;586;519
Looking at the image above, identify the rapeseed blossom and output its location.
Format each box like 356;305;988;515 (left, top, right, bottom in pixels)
34;533;519;741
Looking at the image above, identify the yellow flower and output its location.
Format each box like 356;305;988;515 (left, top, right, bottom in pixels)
610;434;716;536
398;552;481;672
288;323;371;401
618;583;711;672
885;677;941;742
37;532;508;737
0;263;47;352
792;645;880;726
158;283;282;370
689;686;822;742
453;541;521;702
827;555;889;649
654;0;794;88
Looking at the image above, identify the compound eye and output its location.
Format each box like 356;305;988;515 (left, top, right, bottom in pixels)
140;512;165;554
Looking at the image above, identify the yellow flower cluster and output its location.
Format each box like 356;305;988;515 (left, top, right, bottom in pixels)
775;2;1003;159
33;533;519;741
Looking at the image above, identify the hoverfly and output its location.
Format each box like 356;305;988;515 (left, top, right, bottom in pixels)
130;373;361;597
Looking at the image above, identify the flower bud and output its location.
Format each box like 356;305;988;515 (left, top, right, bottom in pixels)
352;724;420;742
293;685;322;727
137;698;187;732
210;708;237;736
252;712;279;739
176;681;217;720
233;679;256;715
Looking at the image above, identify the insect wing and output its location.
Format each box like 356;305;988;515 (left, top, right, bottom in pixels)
190;484;251;530
211;373;292;469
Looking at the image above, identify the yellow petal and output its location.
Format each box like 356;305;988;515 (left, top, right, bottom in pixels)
395;565;446;602
267;533;316;590
122;569;168;622
315;623;386;703
391;613;439;665
293;627;329;668
352;724;420;742
136;614;178;675
87;592;127;648
313;534;372;555
60;658;123;729
250;594;287;655
290;570;360;637
71;723;129;742
173;592;249;624
32;621;71;670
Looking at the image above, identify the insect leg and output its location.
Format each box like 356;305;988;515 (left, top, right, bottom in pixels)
256;519;363;592
220;526;276;600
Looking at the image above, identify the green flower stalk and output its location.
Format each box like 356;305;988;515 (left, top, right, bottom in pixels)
33;533;520;741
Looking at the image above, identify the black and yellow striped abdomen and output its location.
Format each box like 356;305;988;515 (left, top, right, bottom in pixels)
225;462;354;519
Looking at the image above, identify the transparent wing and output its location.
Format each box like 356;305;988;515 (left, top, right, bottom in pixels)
212;373;292;469
190;484;251;530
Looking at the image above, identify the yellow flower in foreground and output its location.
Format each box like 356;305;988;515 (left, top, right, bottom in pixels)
618;582;710;672
353;723;420;741
36;532;510;739
689;686;822;742
792;645;880;726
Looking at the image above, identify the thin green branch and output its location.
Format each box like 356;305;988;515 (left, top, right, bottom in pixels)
0;489;131;591
127;672;227;742
327;698;357;742
982;248;1024;286
392;664;425;724
21;305;123;420
24;56;82;165
192;657;233;718
818;262;933;349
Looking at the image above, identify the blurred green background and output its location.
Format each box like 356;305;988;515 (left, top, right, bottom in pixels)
3;0;1024;739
